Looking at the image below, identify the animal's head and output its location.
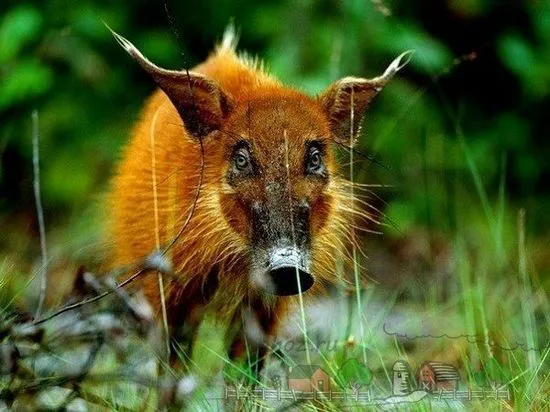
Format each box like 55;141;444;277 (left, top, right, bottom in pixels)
111;29;410;297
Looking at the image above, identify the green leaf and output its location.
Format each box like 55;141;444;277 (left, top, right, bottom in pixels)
499;33;536;78
0;59;53;111
0;5;43;63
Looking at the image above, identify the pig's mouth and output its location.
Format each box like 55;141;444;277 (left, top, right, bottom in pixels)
252;246;313;296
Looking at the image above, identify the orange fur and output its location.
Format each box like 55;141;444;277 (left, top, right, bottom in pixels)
107;31;403;355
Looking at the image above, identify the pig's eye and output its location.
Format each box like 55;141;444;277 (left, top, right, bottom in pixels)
235;153;248;170
305;146;325;175
233;147;252;173
228;143;256;185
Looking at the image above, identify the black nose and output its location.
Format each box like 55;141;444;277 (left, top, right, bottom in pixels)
267;266;314;296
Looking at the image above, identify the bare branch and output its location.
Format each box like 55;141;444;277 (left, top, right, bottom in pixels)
32;110;48;319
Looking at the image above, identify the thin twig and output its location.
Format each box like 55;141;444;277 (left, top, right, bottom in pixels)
161;69;205;255
349;89;368;365
283;129;310;365
32;110;48;319
150;106;171;360
4;372;160;396
32;267;147;325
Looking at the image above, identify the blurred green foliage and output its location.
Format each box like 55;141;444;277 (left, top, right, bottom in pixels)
0;0;549;242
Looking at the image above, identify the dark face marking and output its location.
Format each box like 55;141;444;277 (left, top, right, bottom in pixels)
219;96;335;296
227;140;258;185
304;141;328;179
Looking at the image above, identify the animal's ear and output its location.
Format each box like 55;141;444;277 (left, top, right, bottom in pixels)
319;51;413;146
109;28;234;138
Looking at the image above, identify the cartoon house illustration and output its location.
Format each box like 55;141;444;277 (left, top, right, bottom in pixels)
392;360;416;395
418;361;460;392
288;365;331;392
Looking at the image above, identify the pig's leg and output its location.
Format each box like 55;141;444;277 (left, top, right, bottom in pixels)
225;298;280;384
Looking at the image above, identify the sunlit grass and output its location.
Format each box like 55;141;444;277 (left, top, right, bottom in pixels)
2;167;548;409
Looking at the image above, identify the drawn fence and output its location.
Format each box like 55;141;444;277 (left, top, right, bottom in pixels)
429;388;511;401
221;387;510;402
223;387;372;402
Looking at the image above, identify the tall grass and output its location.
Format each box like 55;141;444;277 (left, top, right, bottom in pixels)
2;99;549;411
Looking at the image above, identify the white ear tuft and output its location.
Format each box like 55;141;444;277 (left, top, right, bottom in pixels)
105;24;235;138
319;51;413;146
219;22;239;52
104;23;183;78
377;50;415;83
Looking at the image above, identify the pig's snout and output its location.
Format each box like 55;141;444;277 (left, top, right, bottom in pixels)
265;247;313;296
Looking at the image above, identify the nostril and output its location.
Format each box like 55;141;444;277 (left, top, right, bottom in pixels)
267;267;314;296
